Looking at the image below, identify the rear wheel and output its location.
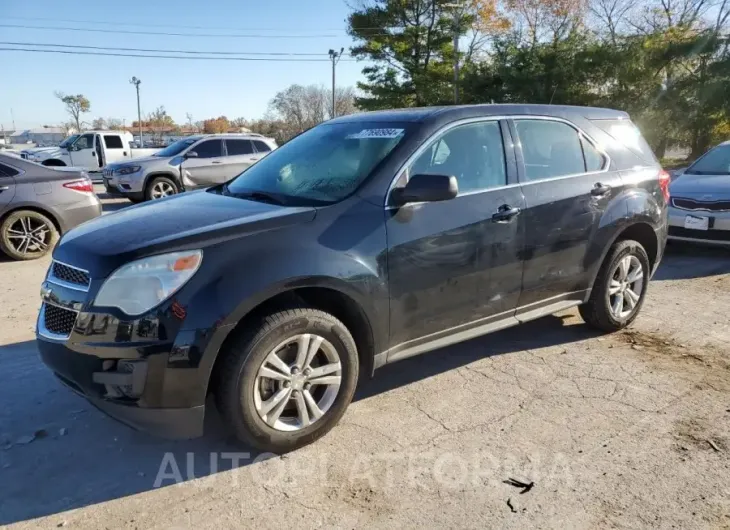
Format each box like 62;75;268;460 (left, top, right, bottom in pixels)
579;239;650;332
0;210;59;260
145;176;179;201
216;307;359;453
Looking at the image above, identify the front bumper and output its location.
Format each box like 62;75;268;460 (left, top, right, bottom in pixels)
38;338;204;438
668;205;730;245
37;337;206;439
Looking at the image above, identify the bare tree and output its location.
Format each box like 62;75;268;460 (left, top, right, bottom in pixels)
91;117;107;130
106;118;124;130
54;92;91;132
589;0;634;42
637;0;715;31
330;86;358;119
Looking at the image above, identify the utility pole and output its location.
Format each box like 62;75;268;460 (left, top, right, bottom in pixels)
328;48;344;118
10;108;16;131
445;3;463;104
130;77;142;146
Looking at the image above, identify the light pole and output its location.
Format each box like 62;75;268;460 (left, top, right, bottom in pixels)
328;48;344;118
130;77;142;146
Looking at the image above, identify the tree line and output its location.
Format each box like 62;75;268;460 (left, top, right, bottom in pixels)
348;0;730;160
53;84;358;145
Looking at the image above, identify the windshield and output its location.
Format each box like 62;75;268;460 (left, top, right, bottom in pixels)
224;122;410;204
59;135;79;148
154;138;198;157
686;144;730;175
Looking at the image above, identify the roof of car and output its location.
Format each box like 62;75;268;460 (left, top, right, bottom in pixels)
330;104;629;124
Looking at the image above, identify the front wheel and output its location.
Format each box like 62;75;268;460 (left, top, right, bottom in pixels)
216;307;359;453
145;176;179;201
579;239;650;332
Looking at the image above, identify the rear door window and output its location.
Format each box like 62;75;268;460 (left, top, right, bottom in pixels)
514;120;586;181
226;139;255;156
104;135;124;149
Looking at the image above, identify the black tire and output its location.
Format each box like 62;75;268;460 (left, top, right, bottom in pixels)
215;307;359;453
579;239;651;332
145;176;179;201
0;210;59;260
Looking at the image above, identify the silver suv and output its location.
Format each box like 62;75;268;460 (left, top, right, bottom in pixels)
103;134;278;202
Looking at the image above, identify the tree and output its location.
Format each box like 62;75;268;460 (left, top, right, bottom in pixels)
231;117;248;128
147;106;176;140
91;117;107;130
202;116;230;134
107;118;124;130
54;92;91;132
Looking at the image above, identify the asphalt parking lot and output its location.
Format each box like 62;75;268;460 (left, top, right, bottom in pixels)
1;188;729;529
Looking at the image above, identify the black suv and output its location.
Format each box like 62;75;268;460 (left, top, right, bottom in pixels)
37;105;668;453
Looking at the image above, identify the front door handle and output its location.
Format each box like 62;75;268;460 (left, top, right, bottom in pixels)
591;183;611;196
492;204;521;223
211;160;222;164
0;186;9;191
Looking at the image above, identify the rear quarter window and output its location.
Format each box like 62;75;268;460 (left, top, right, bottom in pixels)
0;162;19;177
591;119;657;165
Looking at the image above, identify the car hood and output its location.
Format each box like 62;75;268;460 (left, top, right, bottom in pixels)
669;173;730;197
53;190;316;276
107;155;164;169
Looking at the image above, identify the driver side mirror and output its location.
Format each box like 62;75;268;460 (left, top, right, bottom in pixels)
391;174;458;206
185;151;198;159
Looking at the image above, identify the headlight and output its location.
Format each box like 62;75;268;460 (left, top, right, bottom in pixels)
112;165;141;176
94;251;202;316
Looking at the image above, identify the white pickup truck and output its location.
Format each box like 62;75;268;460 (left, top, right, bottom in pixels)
20;131;160;171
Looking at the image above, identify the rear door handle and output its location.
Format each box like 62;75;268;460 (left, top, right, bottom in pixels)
492;204;521;223
591;183;611;196
0;186;9;191
211;160;222;164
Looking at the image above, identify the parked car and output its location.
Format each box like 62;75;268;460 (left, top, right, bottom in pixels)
0;153;101;260
36;105;667;453
19;131;160;171
102;133;278;202
668;140;730;246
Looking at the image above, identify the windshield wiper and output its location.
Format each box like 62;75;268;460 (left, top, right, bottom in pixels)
233;190;287;205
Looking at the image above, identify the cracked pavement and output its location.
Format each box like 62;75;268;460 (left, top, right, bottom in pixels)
1;191;729;529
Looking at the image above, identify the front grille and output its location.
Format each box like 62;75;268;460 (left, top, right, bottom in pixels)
103;169;113;177
669;226;730;241
672;197;730;212
51;261;90;288
43;304;78;336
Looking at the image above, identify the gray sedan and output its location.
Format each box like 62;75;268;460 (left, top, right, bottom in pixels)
0;154;102;260
668;141;730;246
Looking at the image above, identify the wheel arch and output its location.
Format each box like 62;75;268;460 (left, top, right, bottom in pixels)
206;281;377;400
143;171;182;194
589;221;659;292
41;159;67;167
0;203;64;234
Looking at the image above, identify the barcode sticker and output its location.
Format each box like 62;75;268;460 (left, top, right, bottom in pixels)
346;128;404;139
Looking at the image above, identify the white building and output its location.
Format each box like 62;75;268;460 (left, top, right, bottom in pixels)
10;127;72;146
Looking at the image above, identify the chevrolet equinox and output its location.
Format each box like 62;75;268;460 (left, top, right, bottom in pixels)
37;105;668;453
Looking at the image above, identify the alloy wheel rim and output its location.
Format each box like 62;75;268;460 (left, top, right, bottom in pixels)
608;255;644;319
6;216;51;255
151;182;175;199
253;333;342;432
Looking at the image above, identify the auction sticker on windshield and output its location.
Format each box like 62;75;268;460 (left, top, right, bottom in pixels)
684;214;709;230
346;128;404;139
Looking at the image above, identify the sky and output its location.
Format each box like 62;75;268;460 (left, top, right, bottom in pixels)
0;0;366;131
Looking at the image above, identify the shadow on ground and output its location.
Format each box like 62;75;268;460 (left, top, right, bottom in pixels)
0;314;596;525
653;242;730;281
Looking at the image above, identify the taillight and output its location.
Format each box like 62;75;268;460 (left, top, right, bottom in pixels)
659;169;671;203
63;179;94;194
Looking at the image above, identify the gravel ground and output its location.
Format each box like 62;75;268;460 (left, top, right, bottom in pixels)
1;188;729;529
